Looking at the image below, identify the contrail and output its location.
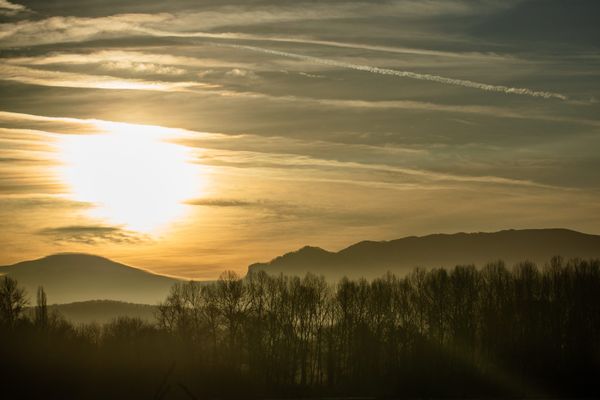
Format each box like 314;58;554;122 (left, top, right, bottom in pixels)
226;44;567;100
144;28;505;60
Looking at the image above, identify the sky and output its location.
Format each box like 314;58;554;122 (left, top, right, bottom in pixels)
0;0;599;278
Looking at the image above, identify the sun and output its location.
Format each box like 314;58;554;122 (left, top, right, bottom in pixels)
57;121;203;232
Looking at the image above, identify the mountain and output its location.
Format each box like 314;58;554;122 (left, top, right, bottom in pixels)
248;229;600;280
0;253;180;304
24;300;158;325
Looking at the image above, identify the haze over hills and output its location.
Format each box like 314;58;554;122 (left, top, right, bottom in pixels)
2;229;600;305
24;300;158;325
249;228;600;280
0;253;180;305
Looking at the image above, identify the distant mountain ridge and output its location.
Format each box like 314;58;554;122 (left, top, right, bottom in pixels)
3;229;600;304
0;253;180;305
249;228;600;280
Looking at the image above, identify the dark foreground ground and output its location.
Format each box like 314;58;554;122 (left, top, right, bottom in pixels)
1;258;599;399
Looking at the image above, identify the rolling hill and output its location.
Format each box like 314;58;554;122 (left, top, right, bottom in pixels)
0;253;180;304
248;228;600;280
24;300;158;325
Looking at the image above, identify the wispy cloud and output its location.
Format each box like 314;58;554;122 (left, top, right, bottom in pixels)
0;64;215;92
0;4;565;102
0;0;28;16
5;50;244;71
249;37;509;61
0;13;169;47
152;0;508;33
226;44;567;100
186;198;258;207
147;30;510;62
37;225;147;244
199;149;560;190
0;111;573;193
299;98;600;127
202;90;595;125
185;197;319;223
0;195;89;210
0;111;103;135
0;2;510;51
0;171;63;195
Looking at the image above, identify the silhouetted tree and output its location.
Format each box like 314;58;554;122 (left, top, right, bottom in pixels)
0;276;28;328
35;286;48;329
3;257;600;399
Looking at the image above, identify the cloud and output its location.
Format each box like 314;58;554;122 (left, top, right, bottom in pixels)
0;64;215;92
0;110;572;193
0;1;28;16
102;60;186;75
186;197;310;221
186;197;297;212
0;1;510;48
256;37;509;61
0;111;103;135
0;3;566;102
199;90;594;125
225;68;258;79
186;198;258;207
194;146;559;191
0;195;89;210
0;126;63;195
148;30;510;62
226;44;568;100
0;13;170;47
159;1;506;31
1;47;246;95
5;50;243;72
37;225;147;244
298;98;600;127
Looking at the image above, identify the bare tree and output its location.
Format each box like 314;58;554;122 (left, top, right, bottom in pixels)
0;276;28;328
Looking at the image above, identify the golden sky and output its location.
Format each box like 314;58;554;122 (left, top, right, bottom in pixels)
1;0;599;278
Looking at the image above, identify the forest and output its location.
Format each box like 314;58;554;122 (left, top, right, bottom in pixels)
1;256;599;399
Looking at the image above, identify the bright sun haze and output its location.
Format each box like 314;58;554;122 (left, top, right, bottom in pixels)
58;121;203;232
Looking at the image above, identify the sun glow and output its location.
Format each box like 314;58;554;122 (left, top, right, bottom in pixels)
58;121;204;232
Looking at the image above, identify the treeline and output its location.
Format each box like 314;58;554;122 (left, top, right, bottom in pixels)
1;257;600;399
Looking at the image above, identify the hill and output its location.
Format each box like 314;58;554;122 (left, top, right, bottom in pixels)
0;253;180;304
24;300;158;324
248;228;600;280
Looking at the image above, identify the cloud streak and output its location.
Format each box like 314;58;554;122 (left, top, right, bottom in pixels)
186;198;258;207
0;64;216;92
0;0;28;16
0;2;512;63
37;225;146;244
0;13;169;47
226;44;567;100
0;110;574;192
200;149;560;190
5;50;244;70
147;29;510;62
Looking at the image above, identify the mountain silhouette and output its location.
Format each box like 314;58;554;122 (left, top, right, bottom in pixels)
3;229;600;303
0;253;180;304
248;228;600;280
